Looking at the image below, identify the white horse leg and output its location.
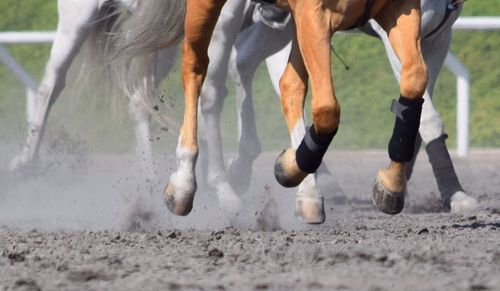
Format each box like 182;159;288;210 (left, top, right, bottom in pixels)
127;45;179;181
9;0;99;171
264;42;291;96
227;19;292;194
369;17;477;212
419;32;478;212
129;89;154;179
199;0;247;215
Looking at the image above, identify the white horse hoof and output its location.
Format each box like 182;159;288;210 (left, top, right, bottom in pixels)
295;196;325;224
215;183;242;217
450;191;478;214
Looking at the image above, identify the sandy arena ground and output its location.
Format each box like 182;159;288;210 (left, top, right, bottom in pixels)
0;150;499;290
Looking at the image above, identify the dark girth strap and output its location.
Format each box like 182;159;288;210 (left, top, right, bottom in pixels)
251;0;276;5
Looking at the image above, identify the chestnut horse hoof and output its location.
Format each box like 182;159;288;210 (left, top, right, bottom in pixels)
274;149;308;188
163;182;194;216
295;196;325;224
372;176;405;215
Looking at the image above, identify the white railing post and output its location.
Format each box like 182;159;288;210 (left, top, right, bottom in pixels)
453;17;500;30
0;45;39;124
0;32;55;124
444;52;470;157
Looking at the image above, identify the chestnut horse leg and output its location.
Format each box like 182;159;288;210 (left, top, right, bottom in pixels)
164;0;226;216
372;0;429;214
274;36;326;224
274;0;339;224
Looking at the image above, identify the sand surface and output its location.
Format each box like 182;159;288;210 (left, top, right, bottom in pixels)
1;150;499;290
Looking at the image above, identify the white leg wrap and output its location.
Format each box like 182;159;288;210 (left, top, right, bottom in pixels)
419;92;445;144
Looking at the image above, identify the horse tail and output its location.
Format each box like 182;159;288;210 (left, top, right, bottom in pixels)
108;0;185;134
90;1;124;60
75;1;127;118
114;0;185;60
77;1;126;78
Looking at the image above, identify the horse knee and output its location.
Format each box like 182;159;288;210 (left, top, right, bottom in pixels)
401;61;428;99
296;124;337;174
312;103;340;135
200;83;226;116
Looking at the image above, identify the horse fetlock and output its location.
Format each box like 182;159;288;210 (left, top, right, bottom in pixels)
206;171;229;189
372;170;407;215
274;148;308;188
378;165;406;193
296;126;337;174
311;105;340;135
238;138;262;161
389;96;423;162
425;135;465;205
228;157;254;194
295;196;325;224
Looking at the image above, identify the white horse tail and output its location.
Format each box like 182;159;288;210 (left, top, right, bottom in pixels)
109;0;185;134
74;0;126;97
91;1;127;60
115;0;185;60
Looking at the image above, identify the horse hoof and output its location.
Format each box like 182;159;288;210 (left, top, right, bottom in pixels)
372;175;405;215
274;149;308;188
295;196;325;224
163;182;194;216
228;158;252;194
450;191;478;214
215;183;242;217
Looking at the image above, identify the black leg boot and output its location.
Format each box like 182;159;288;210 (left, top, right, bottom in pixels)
425;135;464;209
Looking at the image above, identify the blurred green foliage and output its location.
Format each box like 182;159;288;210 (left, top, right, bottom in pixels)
0;1;498;155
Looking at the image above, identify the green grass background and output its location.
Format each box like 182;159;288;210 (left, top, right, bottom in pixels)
0;1;499;155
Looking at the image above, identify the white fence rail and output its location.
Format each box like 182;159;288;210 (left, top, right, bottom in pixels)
1;17;500;156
